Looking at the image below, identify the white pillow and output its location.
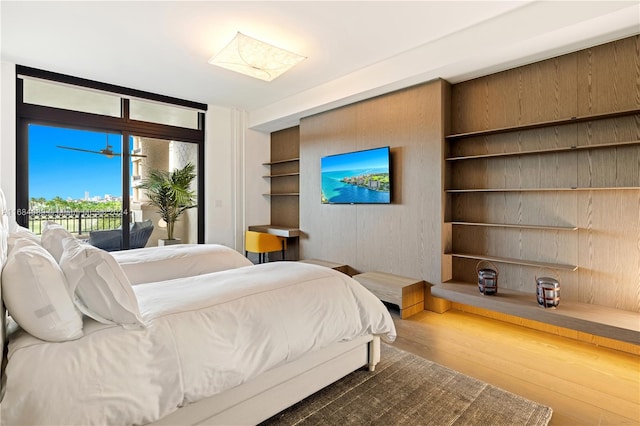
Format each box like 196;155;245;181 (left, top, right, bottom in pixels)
8;224;41;253
1;238;83;342
59;237;145;328
41;221;74;263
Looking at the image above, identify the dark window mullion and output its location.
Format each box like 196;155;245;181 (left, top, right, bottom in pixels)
19;103;203;143
121;131;131;249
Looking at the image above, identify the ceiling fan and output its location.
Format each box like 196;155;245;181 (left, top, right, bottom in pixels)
56;135;147;158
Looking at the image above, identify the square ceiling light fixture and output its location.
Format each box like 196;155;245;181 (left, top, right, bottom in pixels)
209;32;306;82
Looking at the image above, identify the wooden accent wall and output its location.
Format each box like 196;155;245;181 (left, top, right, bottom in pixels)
448;35;640;312
299;80;447;284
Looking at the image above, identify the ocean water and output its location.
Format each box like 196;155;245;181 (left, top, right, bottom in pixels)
321;168;390;204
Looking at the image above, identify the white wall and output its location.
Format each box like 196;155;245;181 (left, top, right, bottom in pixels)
0;62;16;211
204;106;270;250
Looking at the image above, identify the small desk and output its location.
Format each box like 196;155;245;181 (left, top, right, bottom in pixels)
247;225;300;238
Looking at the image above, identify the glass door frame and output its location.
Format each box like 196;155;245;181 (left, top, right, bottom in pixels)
16;66;207;248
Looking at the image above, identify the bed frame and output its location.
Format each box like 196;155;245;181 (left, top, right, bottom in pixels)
153;335;379;425
0;190;381;425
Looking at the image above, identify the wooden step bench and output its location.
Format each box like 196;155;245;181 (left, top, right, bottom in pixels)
352;271;424;319
299;259;349;275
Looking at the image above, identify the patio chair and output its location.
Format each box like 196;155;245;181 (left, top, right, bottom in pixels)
88;220;154;251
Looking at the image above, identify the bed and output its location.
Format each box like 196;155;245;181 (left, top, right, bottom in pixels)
0;190;396;425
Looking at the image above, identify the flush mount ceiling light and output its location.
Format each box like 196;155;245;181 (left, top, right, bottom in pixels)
208;32;306;82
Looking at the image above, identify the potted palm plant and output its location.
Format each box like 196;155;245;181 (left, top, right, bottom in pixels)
139;162;197;245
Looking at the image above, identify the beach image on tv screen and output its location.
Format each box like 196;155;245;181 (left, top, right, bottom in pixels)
321;147;390;204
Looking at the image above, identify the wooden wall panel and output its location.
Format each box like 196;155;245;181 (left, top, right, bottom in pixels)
577;36;640;116
486;68;520;130
450;52;578;134
448;125;577;158
518;53;577;124
450;151;578;190
577;116;640;188
577;191;640;312
300;80;446;284
451;192;579;227
299;106;358;267
271;126;300;161
450;78;488;134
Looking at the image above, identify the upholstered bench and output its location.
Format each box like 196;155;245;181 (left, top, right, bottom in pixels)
353;271;424;319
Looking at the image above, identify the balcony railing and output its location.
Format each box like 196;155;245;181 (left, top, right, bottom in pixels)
29;210;123;235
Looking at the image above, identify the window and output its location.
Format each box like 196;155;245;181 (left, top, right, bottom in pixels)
16;66;206;249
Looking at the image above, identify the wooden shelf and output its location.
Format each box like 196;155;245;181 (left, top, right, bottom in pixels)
448;221;578;231
431;281;640;345
262;172;300;178
262;158;300;165
446;252;578;271
262;193;299;196
446;139;640;161
446;108;640;140
446;187;640;193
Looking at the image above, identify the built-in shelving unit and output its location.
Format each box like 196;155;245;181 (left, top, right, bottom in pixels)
262;127;301;260
439;36;640;342
262;172;300;179
446;252;578;271
262;157;300;196
445;107;640;140
432;282;640;345
448;222;577;231
446;187;639;193
446;139;640;161
262;158;300;166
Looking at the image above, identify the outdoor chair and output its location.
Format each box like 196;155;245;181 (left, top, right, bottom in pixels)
88;220;154;251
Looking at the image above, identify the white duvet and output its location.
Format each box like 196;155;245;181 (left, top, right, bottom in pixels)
1;262;396;425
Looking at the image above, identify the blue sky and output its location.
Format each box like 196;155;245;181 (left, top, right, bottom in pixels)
321;146;390;173
29;124;123;200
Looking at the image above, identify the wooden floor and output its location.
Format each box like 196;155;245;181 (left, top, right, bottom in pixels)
391;309;640;426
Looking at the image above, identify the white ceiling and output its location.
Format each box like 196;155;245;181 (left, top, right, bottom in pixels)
2;1;639;132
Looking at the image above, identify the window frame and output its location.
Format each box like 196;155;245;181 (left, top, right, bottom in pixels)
16;65;207;246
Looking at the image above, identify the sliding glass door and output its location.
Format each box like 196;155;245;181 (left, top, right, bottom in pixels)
130;135;199;246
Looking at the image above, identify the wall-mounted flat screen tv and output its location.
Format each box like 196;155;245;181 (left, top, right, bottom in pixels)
321;146;391;204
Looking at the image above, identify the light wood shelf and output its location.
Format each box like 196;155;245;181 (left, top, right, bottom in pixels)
446;252;578;271
448;221;578;231
446;187;640;193
431;281;640;345
262;158;300;166
445;108;640;140
262;172;300;178
446;139;640;161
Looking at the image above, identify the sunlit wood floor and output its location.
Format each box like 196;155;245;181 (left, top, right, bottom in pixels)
391;309;640;426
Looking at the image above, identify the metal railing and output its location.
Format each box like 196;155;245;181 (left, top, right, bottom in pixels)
29;210;122;235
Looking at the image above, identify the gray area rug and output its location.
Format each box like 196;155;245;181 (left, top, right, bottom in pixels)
261;343;553;426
